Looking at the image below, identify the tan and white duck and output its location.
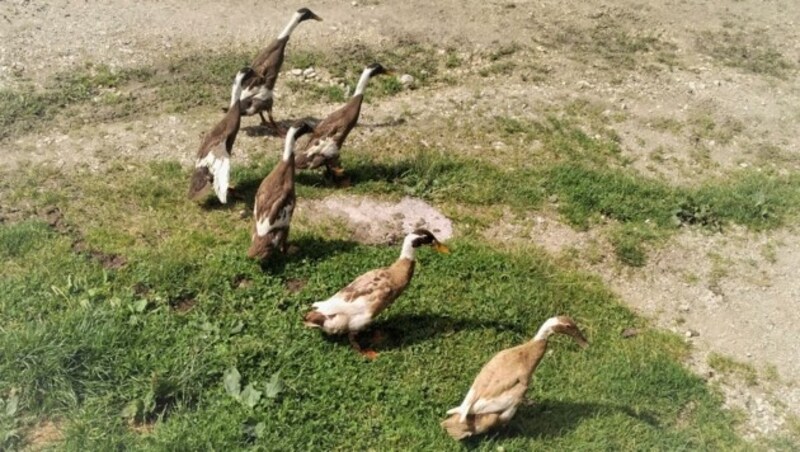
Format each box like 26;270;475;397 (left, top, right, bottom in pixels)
303;229;449;358
295;63;392;182
188;67;252;204
238;7;322;135
441;316;589;440
246;121;313;260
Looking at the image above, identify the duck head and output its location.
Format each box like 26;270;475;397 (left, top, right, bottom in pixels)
550;315;589;348
400;228;449;260
297;7;323;22
354;63;394;96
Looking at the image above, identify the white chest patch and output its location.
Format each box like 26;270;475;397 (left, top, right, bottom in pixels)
305;137;339;159
240;85;272;102
255;199;295;236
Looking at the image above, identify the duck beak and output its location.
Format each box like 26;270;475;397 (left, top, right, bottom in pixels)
434;242;450;254
311;13;323;21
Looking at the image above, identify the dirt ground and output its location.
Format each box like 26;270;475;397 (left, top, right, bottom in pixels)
2;0;799;441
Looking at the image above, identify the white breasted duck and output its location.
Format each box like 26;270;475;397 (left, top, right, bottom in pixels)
303;229;449;359
441;316;589;440
239;7;322;135
188;67;252;204
247;121;313;260
295;63;392;183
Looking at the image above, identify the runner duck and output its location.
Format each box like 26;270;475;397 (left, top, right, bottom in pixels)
303;229;449;358
441;316;588;440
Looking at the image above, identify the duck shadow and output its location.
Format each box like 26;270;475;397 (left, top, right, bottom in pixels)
317;313;525;351
461;400;660;447
357;117;407;130
257;236;359;273
242;116;320;138
295;160;417;188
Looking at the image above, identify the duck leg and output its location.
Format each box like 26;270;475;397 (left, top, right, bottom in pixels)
348;331;378;360
267;110;287;138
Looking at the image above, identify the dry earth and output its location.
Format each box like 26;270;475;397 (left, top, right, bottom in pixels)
2;0;800;443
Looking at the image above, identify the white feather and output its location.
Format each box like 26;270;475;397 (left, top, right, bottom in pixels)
211;156;230;204
469;392;518;416
304;137;339;159
311;296;373;334
255;200;294;236
197;151;230;204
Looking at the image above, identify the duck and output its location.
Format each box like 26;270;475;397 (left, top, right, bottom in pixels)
239;7;322;135
294;63;392;183
188;67;252;204
303;229;449;359
440;316;589;440
246;121;313;260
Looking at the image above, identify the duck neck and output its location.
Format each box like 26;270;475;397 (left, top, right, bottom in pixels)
354;68;374;96
399;235;417;261
278;12;302;39
282;128;299;162
229;71;246;109
532;317;560;342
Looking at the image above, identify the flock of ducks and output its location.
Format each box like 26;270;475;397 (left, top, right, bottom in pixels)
183;7;588;441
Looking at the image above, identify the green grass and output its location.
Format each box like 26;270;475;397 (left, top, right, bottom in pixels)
0;161;746;450
707;353;758;387
697;29;795;78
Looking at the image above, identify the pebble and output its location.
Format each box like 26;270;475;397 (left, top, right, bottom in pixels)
685;329;699;338
399;74;415;86
290;68;302;76
303;67;316;77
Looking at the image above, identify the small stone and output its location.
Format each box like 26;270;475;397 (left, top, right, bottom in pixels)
621;328;640;338
399;74;415;86
547;194;558;203
290;68;302;76
685;329;699;338
714;80;722;87
303;67;315;77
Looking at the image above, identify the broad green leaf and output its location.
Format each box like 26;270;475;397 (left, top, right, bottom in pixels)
133;299;148;313
223;367;241;397
264;371;283;399
240;384;262;408
5;394;18;417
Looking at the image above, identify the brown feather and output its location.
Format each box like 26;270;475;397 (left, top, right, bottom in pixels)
251;37;288;89
247;159;294;260
295;95;363;170
338;258;414;318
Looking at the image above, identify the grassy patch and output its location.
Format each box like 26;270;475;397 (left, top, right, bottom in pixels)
0;64;153;139
707;353;758;386
551;15;678;70
0;162;745;450
697;29;795;78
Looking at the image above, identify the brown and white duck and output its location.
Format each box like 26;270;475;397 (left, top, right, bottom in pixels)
188;67;252;204
246;121;312;260
440;316;589;440
294;63;392;181
303;229;449;358
238;7;322;135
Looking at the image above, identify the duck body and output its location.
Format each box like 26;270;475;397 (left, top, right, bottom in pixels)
238;8;322;131
304;229;448;357
188;68;251;204
295;63;391;178
305;255;414;335
294;94;362;173
441;316;588;440
247;122;311;260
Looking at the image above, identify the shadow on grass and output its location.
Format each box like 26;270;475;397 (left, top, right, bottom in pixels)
314;313;525;353
461;400;660;447
257;236;360;273
241;116;321;138
295;159;419;188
